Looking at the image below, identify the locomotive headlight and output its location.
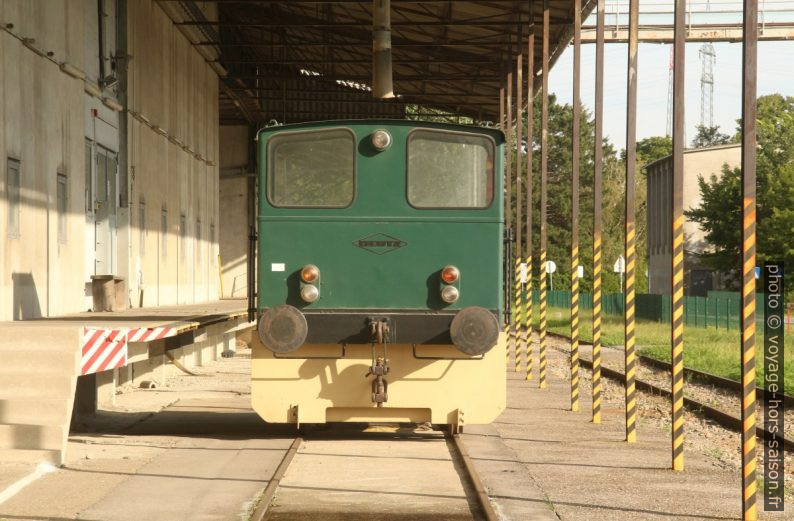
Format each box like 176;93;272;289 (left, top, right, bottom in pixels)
441;265;460;284
300;264;320;283
440;285;459;303
371;129;392;151
300;284;320;303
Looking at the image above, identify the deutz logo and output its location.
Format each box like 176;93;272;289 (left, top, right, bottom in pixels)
353;233;407;255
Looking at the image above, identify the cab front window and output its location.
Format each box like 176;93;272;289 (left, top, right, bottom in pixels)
407;129;494;209
268;128;355;208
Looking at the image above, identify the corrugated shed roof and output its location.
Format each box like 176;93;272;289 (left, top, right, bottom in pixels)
161;1;593;124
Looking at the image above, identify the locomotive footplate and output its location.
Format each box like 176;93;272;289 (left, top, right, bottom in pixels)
366;318;391;407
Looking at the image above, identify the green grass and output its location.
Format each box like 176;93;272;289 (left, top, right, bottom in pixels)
516;305;793;390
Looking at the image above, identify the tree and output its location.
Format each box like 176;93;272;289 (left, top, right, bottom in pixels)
686;94;794;295
510;93;629;295
635;135;672;174
691;124;733;148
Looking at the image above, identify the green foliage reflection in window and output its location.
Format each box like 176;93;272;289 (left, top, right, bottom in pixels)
268;128;355;208
407;130;493;209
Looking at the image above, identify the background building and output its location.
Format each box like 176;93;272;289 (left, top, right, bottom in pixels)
646;143;741;296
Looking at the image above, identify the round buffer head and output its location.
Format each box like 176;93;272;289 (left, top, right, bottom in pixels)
449;306;499;356
257;305;308;354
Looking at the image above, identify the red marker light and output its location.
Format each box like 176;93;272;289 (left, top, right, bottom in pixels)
441;265;460;284
301;265;320;283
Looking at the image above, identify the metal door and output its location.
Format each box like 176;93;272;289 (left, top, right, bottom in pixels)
94;147;118;275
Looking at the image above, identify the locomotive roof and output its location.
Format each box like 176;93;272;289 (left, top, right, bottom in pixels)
256;119;505;144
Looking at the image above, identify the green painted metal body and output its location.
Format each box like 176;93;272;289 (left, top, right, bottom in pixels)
257;120;505;317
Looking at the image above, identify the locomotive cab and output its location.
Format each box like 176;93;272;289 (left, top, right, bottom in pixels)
251;120;507;429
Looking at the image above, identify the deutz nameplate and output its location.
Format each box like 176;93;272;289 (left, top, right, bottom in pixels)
353;233;407;255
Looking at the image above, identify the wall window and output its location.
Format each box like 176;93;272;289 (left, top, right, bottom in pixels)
138;199;146;256
57;173;68;243
179;213;187;261
160;206;168;258
7;158;21;238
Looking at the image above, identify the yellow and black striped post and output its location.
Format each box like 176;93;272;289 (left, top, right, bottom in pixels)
505;73;515;367
538;0;549;389
569;0;581;413
740;0;758;517
515;258;523;372
670;0;686;470
623;0;639;443
591;0;605;424
524;26;535;382
514;54;525;373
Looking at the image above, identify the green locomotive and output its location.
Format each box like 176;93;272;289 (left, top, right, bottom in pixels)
251;120;507;428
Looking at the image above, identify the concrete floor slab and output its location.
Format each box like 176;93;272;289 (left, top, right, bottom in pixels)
78;436;292;521
0;350;291;521
496;338;793;520
0;462;37;501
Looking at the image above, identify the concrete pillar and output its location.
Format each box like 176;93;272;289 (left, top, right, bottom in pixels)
201;336;214;365
73;374;99;414
212;334;221;361
97;369;116;409
195;339;205;367
222;332;236;356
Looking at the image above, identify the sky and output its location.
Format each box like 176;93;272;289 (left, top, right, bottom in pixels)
547;40;794;150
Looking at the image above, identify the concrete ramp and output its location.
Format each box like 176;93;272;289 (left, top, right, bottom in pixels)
0;325;80;465
0;300;252;466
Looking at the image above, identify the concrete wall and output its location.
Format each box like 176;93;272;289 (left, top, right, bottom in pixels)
0;1;89;320
219;125;251;299
126;0;220;307
0;0;221;320
647;144;741;294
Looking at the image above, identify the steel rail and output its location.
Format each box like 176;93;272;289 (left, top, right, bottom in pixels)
546;331;794;406
250;437;303;521
545;333;794;452
447;432;499;521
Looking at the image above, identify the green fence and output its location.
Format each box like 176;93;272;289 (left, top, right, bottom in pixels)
528;290;768;331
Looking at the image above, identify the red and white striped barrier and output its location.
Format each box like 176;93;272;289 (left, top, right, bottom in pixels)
80;326;179;375
81;328;128;375
127;326;177;343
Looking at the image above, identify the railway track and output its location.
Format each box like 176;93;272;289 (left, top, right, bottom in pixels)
249;429;497;521
545;332;794;451
547;331;794;405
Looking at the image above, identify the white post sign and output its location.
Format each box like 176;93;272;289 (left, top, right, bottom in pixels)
614;255;626;292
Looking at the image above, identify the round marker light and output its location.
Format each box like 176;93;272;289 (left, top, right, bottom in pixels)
300;284;320;303
300;264;320;283
441;265;460;284
440;285;459;304
371;129;392;151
